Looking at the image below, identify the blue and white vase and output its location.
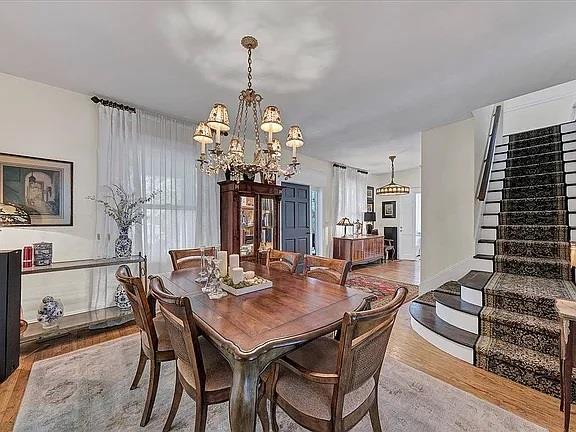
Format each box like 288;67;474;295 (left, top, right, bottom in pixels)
115;227;132;258
114;285;132;310
37;296;63;329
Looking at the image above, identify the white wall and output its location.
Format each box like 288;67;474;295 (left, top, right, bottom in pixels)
502;79;576;135
369;166;421;260
421;118;475;292
0;72;98;320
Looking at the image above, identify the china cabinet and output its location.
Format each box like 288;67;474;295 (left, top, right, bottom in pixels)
219;181;282;262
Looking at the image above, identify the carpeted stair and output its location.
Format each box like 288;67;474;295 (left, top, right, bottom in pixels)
478;124;576;398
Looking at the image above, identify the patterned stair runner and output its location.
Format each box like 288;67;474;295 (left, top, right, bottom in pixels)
479;125;576;398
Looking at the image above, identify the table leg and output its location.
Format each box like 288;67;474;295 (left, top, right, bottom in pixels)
229;359;260;432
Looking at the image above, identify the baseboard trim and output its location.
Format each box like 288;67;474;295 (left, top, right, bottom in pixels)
420;257;473;294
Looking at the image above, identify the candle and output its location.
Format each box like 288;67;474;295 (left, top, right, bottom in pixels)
229;254;240;269
231;267;244;285
217;251;228;276
292;144;297;157
200;142;206;155
244;270;255;280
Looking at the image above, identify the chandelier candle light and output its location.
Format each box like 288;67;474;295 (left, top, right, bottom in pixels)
194;36;304;183
376;155;410;196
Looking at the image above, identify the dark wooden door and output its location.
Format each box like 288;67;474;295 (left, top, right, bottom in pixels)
281;182;310;256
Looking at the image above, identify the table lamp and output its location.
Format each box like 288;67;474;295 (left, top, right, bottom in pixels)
337;217;354;237
364;212;376;234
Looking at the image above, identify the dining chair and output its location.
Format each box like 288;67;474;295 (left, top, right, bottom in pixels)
168;247;217;270
149;275;270;432
264;249;300;273
266;287;407;432
303;255;352;286
115;265;175;427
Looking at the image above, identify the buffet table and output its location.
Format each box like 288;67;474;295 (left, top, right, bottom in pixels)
332;234;385;266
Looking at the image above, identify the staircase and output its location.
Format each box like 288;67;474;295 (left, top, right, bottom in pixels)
410;119;576;399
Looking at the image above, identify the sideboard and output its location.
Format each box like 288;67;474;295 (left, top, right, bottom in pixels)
332;235;385;266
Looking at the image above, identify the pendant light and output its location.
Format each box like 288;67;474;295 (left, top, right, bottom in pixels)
376;155;410;196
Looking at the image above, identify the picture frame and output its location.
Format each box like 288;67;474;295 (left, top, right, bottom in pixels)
367;186;374;200
0;152;73;226
367;203;374;212
382;201;396;219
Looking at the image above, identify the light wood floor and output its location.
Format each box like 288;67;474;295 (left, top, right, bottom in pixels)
353;259;421;286
0;274;566;432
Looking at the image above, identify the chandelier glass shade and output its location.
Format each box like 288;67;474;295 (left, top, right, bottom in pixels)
376;155;410;196
194;36;304;183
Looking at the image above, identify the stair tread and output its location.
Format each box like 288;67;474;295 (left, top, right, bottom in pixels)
505;149;562;161
458;270;492;290
435;292;482;316
476;336;559;377
494;255;570;265
500;195;567;202
502;182;565;190
481;306;558;335
498;171;565;181
474;254;493;260
496;239;570;246
478;239;495;244
484;273;576;302
409;302;477;348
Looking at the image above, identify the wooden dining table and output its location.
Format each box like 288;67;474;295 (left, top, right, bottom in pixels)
160;261;372;432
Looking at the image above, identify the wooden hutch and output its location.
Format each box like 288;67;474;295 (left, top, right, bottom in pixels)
219;180;282;263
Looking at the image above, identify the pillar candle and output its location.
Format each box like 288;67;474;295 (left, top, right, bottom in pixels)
229;254;240;269
231;267;244;285
217;251;228;276
244;270;255;280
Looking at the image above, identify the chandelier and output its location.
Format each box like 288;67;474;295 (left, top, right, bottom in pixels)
376;155;410;196
193;36;304;183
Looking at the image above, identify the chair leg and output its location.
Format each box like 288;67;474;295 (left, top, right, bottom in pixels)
257;384;270;432
194;401;208;432
270;396;279;432
140;360;161;427
163;374;184;432
369;398;382;432
130;347;147;390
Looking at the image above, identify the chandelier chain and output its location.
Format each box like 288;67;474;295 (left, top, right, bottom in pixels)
247;48;253;89
252;101;261;149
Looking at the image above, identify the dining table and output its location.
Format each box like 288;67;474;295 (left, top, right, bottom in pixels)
160;261;372;432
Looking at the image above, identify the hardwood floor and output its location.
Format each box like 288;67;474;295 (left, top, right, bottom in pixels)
354;259;421;286
0;295;566;431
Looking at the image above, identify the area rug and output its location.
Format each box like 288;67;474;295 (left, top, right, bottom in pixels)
14;335;546;432
346;273;418;308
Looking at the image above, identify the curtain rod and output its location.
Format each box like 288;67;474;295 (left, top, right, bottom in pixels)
333;163;368;175
91;96;136;113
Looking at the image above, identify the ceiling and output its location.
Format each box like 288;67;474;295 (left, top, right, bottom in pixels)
1;1;576;173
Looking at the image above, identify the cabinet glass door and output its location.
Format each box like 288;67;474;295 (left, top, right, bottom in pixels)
240;196;255;257
260;197;275;252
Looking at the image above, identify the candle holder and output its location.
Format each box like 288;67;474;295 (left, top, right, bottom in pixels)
205;258;227;299
195;247;209;283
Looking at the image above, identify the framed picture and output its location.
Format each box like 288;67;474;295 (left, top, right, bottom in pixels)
367;186;374;200
382;201;396;219
0;153;73;226
367;203;374;212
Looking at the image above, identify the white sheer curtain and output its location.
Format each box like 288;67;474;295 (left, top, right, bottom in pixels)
331;164;368;238
90;105;219;310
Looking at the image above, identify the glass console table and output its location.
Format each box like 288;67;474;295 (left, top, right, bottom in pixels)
20;253;146;343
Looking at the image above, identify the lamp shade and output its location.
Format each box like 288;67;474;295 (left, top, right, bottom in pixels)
376;155;410;196
0;203;31;226
363;211;376;222
336;217;353;227
193;122;214;145
206;103;230;132
286;125;304;148
260;106;283;133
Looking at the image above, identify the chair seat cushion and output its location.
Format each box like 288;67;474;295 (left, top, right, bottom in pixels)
177;338;233;393
141;315;173;353
276;336;375;421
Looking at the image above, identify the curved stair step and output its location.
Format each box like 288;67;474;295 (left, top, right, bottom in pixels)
409;301;477;363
